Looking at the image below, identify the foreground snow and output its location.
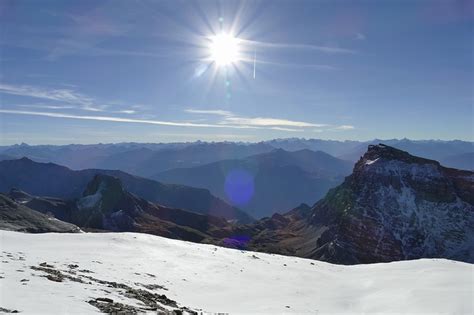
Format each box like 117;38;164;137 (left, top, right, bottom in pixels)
0;231;472;314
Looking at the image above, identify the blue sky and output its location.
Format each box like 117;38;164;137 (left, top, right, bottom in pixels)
0;0;472;144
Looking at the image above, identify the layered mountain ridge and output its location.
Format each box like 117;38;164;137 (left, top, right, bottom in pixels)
1;144;472;265
1;139;472;174
9;174;234;243
0;157;253;223
154;148;352;218
238;144;474;264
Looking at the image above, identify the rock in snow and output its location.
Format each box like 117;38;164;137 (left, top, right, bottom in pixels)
0;230;472;314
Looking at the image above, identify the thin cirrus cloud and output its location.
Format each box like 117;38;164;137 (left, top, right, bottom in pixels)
0;83;103;112
0;109;235;128
184;109;234;116
184;108;351;131
239;39;357;55
235;57;338;71
233;38;352;70
0;83;355;132
185;108;326;127
0;83;137;114
117;109;136;114
253;59;337;71
0;109;303;132
332;125;355;131
0;107;354;133
17;104;76;110
221;116;326;128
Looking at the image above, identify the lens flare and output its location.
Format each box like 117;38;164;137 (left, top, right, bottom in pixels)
224;169;254;206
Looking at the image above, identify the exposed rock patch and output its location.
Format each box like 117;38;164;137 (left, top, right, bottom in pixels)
29;262;196;314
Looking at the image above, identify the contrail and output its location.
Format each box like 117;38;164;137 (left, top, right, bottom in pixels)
253;50;256;79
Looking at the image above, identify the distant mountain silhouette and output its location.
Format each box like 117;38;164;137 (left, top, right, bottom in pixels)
0;142;274;176
1;139;471;176
154;149;352;218
441;152;474;170
0;158;253;223
94;142;275;176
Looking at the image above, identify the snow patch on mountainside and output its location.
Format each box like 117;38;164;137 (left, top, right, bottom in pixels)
366;160;443;181
76;184;104;209
0;231;472;314
365;158;379;165
362;178;474;261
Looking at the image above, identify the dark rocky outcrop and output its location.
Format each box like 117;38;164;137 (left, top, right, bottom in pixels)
0;194;80;233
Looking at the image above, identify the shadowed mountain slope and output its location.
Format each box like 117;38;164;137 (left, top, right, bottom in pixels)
0;194;80;233
154;149;352;218
8;174;234;243
93;142;275;176
0;158;253;223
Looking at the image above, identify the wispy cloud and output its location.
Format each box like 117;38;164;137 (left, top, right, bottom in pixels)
0;108;354;133
332;125;355;131
185;108;354;132
116;109;136;114
186;108;324;128
221;116;326;128
0;109;302;132
0;83;141;114
251;59;338;71
0;83;103;112
240;39;357;55
17;104;75;110
269;127;303;132
0;109;219;128
184;108;233;116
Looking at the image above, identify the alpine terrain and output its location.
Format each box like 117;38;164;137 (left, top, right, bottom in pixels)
237;144;474;264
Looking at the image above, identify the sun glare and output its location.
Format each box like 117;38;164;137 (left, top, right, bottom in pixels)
209;33;240;66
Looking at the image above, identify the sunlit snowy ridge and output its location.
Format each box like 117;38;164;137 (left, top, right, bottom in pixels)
0;230;472;314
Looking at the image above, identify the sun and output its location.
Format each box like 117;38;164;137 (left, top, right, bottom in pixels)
209;33;240;66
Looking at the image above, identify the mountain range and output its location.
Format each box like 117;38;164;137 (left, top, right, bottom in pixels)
1;139;472;177
1;143;472;264
236;144;474;264
0;157;253;223
154;148;352;218
7;175;233;243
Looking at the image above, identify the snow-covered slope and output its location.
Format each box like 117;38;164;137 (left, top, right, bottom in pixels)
0;230;472;314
